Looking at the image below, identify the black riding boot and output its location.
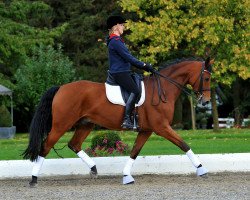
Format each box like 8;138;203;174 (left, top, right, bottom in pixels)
122;93;137;129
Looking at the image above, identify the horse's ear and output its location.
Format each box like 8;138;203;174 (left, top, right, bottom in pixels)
205;57;210;67
205;57;213;72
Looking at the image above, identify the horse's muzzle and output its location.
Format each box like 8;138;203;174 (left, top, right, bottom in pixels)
202;101;209;106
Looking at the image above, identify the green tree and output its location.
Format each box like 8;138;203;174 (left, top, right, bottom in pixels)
15;45;75;110
0;0;66;76
120;0;250;81
120;0;250;130
42;0;118;82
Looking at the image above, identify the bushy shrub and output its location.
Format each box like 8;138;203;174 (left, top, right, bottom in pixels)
91;132;121;149
0;105;12;127
86;132;130;157
15;44;75;109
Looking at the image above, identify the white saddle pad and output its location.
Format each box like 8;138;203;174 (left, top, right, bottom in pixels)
105;82;145;107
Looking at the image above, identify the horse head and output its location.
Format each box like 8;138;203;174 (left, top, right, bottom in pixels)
190;57;213;105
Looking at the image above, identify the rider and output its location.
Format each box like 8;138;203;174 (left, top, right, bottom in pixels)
106;15;154;129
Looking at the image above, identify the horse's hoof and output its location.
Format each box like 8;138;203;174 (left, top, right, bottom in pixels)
29;176;38;187
196;166;208;177
90;165;98;179
123;175;135;185
199;173;208;178
29;181;37;188
89;171;98;179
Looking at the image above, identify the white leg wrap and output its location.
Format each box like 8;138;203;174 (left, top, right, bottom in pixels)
32;156;45;177
123;175;135;185
77;150;95;168
196;166;208;176
186;149;201;168
123;158;135;176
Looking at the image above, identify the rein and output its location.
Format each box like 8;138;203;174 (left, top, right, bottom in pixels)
151;62;209;104
150;72;168;105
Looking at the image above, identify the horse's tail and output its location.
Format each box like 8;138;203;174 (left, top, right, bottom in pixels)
22;86;60;161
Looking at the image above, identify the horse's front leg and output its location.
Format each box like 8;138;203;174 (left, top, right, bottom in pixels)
156;125;208;177
123;131;152;185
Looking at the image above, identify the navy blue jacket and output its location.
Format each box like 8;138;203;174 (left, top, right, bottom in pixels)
107;35;144;74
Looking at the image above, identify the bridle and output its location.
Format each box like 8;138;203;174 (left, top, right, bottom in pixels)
192;62;212;101
150;62;211;104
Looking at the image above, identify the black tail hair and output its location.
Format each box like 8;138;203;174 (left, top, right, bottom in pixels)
22;86;60;161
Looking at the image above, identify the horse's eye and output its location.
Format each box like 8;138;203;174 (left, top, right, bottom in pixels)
205;77;210;82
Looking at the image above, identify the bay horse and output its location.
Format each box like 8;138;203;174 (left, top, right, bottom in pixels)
23;58;213;186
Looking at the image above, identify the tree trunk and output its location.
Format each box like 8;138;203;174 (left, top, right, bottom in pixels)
173;96;183;124
233;78;241;127
211;87;219;131
172;96;184;129
188;96;196;130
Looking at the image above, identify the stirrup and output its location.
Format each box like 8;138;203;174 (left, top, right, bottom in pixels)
121;121;139;131
121;122;134;129
121;119;134;129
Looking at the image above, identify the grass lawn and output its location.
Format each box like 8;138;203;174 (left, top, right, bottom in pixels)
0;129;249;160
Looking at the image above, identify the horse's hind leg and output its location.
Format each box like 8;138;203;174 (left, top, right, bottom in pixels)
123;131;152;184
156;125;208;177
29;128;66;187
68;123;97;178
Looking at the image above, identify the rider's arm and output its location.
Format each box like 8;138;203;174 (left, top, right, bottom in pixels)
111;39;145;68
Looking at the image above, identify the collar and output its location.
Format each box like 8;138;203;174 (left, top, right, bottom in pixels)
109;34;124;43
109;34;119;39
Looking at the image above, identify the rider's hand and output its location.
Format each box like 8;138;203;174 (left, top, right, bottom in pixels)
143;63;155;73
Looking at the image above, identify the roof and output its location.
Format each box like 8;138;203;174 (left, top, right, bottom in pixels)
0;85;12;95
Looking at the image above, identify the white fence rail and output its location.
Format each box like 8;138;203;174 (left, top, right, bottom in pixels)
1;153;250;179
213;118;250;128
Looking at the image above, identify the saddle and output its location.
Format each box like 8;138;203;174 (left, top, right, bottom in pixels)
105;72;145;131
105;71;145;106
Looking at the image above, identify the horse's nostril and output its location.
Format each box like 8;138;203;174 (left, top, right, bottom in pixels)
202;101;209;106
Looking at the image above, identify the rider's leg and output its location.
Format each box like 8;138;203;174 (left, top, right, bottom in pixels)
122;92;138;129
112;72;140;129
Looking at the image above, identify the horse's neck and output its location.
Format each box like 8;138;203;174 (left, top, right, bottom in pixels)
160;62;198;101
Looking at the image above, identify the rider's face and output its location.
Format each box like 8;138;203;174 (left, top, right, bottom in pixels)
117;23;125;35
